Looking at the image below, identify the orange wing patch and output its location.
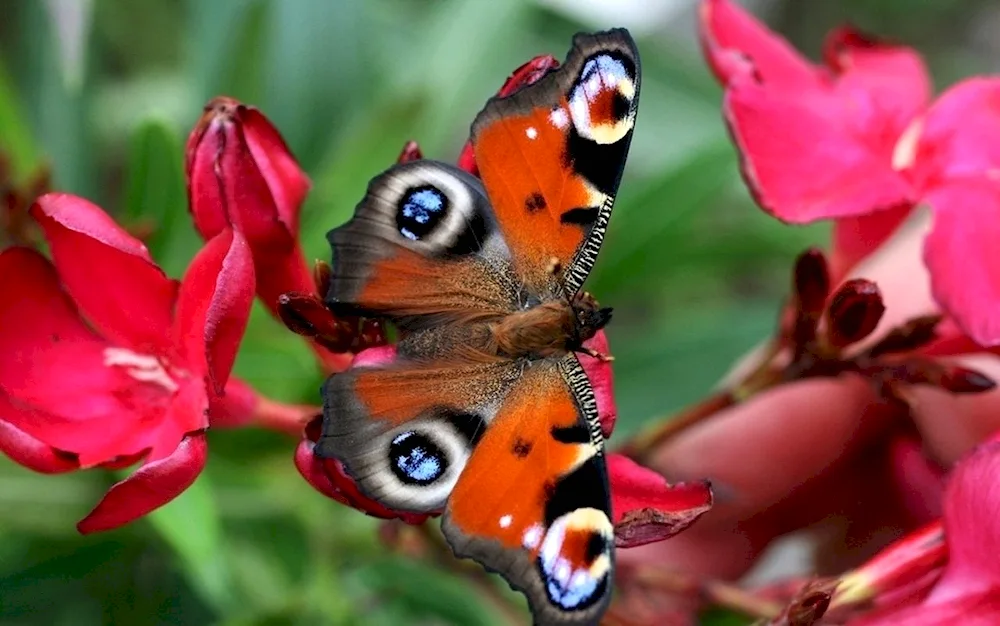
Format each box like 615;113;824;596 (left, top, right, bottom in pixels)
472;29;640;295
442;357;614;624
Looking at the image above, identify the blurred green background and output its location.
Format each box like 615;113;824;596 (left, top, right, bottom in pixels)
0;0;992;624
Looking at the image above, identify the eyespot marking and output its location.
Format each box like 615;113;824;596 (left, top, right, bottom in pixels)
396;185;448;241
568;52;637;144
389;431;447;485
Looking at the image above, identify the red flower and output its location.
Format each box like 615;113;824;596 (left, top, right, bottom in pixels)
700;0;1000;346
0;193;255;533
848;440;1000;624
185;97;351;373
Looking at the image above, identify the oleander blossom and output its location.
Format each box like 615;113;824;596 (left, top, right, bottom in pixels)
700;0;1000;346
0;193;255;533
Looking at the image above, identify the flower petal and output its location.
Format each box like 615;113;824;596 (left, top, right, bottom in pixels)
76;431;208;534
823;27;931;130
207;377;259;428
699;0;819;88
922;179;1000;346
579;330;616;437
174;229;255;392
608;453;712;548
186;98;296;253
932;441;1000;600
911;78;1000;187
30;193;178;354
724;74;916;223
0;247;132;422
830;205;915;278
0;406;77;474
850;590;1000;625
240;106;311;235
298;417;430;524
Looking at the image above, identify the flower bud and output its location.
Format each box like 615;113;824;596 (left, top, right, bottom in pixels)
825;279;885;349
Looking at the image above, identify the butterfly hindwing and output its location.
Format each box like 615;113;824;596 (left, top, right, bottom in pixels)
316;351;522;513
471;29;640;295
442;355;613;625
325;160;519;328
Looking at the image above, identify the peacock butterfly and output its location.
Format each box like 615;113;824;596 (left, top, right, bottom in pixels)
316;29;640;625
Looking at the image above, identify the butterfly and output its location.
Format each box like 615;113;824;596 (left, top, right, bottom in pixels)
316;29;640;625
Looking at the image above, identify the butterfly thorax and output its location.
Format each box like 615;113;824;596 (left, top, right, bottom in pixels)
488;291;611;359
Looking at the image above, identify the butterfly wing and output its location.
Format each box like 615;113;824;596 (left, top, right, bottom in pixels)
442;355;613;625
316;353;523;513
471;29;640;296
325;159;519;328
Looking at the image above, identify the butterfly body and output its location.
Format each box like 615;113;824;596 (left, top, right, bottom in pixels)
318;29;640;625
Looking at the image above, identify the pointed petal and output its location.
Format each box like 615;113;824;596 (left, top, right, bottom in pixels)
580;330;616;437
724;75;915;223
76;432;208;534
240;106;311;235
922;180;1000;346
699;0;820;88
823;27;931;129
30;193;178;354
851;591;1000;625
174;229;254;392
911;78;1000;186
0;407;77;474
933;441;1000;599
608;454;712;548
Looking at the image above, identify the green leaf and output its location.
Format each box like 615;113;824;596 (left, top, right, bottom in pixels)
0;59;43;181
143;473;234;614
123;117;198;276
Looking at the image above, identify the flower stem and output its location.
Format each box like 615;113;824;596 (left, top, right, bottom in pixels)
252;396;320;435
631;567;783;620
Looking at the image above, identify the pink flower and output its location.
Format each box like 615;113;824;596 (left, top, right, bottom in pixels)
700;0;1000;346
186;97;351;373
0;193;255;532
849;440;1000;624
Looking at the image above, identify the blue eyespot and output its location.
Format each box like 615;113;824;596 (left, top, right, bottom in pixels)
389;431;446;485
396;186;448;241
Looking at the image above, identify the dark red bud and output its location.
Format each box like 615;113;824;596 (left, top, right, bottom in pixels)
397;141;423;164
867;314;942;358
826;279;885;349
313;259;332;296
940;365;997;394
778;579;837;626
277;291;354;352
793;248;831;316
457;54;561;176
788;249;831;349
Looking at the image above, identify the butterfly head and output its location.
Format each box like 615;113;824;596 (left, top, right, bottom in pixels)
569;291;612;350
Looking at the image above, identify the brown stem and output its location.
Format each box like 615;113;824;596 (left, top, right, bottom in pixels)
632;568;783;620
619;341;789;462
618;390;736;462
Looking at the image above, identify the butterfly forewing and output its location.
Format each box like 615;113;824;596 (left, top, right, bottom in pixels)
472;29;640;296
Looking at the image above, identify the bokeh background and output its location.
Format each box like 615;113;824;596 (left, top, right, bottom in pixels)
0;0;994;624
